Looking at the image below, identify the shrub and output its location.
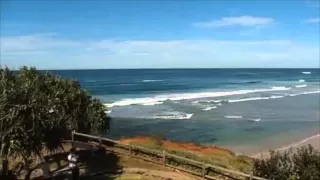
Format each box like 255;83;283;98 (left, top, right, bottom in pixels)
253;145;320;180
150;133;166;148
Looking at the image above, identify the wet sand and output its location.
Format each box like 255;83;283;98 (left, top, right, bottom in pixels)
251;134;320;159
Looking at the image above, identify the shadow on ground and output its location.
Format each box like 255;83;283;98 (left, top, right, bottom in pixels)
82;148;122;176
26;148;122;180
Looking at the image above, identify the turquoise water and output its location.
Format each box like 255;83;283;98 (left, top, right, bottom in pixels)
51;69;320;155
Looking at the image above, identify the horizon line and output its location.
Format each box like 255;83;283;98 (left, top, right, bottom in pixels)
40;67;320;71
4;67;319;71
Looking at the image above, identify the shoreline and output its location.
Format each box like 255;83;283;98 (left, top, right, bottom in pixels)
250;133;320;159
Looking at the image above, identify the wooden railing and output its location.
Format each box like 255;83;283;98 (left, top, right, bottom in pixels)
72;131;267;180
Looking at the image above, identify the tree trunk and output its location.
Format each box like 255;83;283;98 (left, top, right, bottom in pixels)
24;170;32;180
1;158;9;174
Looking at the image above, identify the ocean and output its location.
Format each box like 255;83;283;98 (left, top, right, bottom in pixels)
51;69;320;155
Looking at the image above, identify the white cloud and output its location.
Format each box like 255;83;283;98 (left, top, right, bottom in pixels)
0;33;81;52
193;16;275;28
305;18;320;23
0;34;319;69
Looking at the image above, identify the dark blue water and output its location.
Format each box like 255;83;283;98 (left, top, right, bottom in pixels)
51;69;319;99
50;69;320;155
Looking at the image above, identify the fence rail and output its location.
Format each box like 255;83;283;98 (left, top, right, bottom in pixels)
72;131;267;180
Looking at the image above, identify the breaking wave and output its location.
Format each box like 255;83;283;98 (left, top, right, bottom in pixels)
144;112;194;120
227;91;319;103
224;115;243;119
228;97;270;103
288;90;320;97
270;95;284;99
105;86;292;107
271;86;291;91
105;110;112;114
295;84;307;88
143;80;164;82
301;72;311;74
249;118;261;122
142;102;164;106
203;106;217;111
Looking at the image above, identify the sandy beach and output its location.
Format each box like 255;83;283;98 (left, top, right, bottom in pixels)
251;134;320;159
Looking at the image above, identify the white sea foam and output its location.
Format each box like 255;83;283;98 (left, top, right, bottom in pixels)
228;97;270;103
105;86;292;107
249;118;261;122
288;90;320;97
298;79;305;83
271;86;291;91
105;90;319;108
105;97;167;107
142;102;164;106
270;95;284;99
225;115;243;119
295;84;307;88
147;113;194;120
143;80;164;82
200;100;222;103
105;110;112;114
203;106;217;111
229;95;286;103
303;90;320;94
302;72;311;74
201;100;223;104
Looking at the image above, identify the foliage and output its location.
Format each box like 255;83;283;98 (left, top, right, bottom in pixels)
0;66;110;166
150;133;166;148
253;145;320;180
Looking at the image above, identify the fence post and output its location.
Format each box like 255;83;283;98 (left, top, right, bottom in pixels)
163;150;166;166
202;163;206;179
129;144;132;156
71;130;75;142
71;130;75;147
99;135;102;146
250;171;253;180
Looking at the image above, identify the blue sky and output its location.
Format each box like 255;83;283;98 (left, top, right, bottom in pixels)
1;0;319;69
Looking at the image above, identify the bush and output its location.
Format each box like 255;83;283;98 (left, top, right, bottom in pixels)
253;145;320;180
150;133;166;148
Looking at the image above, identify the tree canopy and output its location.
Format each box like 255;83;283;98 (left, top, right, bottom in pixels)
0;66;110;164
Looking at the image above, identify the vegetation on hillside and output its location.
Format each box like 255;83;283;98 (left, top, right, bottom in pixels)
119;135;254;174
0;67;110;173
121;135;320;180
253;145;320;180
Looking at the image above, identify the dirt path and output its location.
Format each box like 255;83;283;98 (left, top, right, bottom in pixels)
120;167;202;180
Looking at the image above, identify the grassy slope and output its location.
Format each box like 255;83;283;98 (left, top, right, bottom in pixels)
119;137;254;173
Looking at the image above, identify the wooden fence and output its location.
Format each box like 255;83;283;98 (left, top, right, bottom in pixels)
72;131;267;180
